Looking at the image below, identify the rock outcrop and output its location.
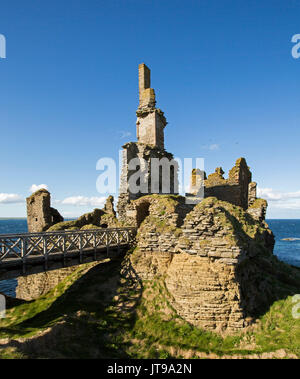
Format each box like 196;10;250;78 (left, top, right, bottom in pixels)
47;196;119;231
128;194;283;333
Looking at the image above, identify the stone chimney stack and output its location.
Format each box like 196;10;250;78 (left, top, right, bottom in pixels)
136;63;167;149
138;63;151;103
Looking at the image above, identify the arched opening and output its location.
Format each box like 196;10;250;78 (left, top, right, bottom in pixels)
136;201;150;227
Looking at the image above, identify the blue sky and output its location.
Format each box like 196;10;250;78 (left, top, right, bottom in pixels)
0;0;300;218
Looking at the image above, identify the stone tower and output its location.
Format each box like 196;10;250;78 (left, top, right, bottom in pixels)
136;63;167;149
26;189;63;233
117;64;178;221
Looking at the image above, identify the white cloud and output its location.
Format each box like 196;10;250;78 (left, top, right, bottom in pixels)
61;196;106;207
257;187;300;210
257;188;300;201
29;184;48;193
0;193;24;204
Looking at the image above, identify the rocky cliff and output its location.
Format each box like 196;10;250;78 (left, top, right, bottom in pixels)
128;195;298;333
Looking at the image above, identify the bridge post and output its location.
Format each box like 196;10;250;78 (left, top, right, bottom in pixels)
117;231;120;254
93;232;97;260
43;235;48;270
1;243;6;262
79;234;83;263
63;234;66;267
21;237;27;274
106;231;109;256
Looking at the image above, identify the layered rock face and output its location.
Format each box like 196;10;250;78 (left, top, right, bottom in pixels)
129;195;276;332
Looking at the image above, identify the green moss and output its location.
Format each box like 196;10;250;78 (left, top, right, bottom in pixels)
27;188;49;200
1;255;299;359
134;194;185;213
47;220;77;231
255;296;300;356
80;224;101;230
138;215;180;236
249;198;267;209
46;208;112;231
187;197;270;248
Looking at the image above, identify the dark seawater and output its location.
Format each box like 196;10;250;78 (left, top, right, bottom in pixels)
0;219;299;297
0;219;28;235
0;219;28;297
267;219;300;267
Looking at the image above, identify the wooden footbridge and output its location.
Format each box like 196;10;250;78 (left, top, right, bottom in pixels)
0;227;136;281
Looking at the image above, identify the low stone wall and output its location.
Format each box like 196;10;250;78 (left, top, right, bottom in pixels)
16;266;80;300
204;158;252;210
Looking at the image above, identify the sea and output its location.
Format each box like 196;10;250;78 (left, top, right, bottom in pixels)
0;218;300;297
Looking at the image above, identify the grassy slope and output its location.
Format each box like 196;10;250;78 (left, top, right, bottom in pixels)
0;255;299;359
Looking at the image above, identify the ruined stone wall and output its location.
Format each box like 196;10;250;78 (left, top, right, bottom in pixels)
26;189;63;233
188;158;254;210
129;195;275;332
247;198;268;222
15;262;100;300
118;63;176;220
204;158;252;209
117;143;179;222
136;108;166;149
136;63;167;150
248;182;257;207
16;266;79;300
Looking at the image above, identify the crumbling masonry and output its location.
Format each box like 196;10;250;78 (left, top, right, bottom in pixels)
117;64;278;333
26;191;118;233
26;189;64;233
117;63;179;222
117;64;262;223
24;64;281;333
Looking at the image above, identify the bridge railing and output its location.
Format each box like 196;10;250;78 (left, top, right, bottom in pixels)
0;227;136;265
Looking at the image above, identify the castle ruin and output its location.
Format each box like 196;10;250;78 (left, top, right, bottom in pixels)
117;64;262;226
117;63;179;222
115;64;278;332
22;63;287;333
26;189;64;233
187;158;258;210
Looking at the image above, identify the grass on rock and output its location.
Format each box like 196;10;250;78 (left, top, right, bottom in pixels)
0;254;299;359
